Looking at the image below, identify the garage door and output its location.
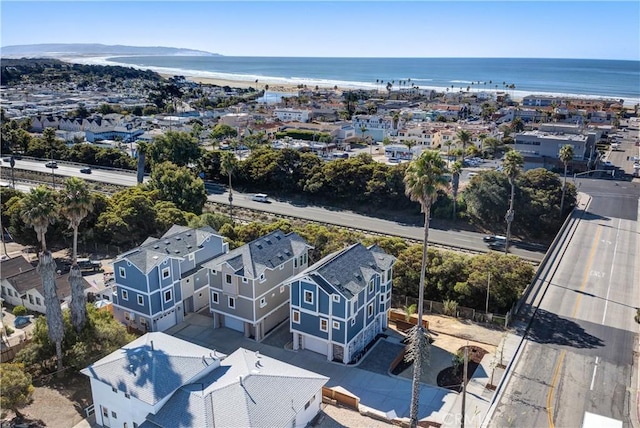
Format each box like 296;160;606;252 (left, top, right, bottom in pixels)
155;310;176;332
304;335;327;356
224;315;244;333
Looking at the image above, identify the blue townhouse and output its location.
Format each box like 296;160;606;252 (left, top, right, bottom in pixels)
111;225;228;332
288;243;395;364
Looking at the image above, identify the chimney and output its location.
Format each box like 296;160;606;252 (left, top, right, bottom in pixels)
150;340;154;351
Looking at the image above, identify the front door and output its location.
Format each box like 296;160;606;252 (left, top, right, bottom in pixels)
101;405;111;428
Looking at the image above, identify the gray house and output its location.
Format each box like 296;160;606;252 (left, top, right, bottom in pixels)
204;229;312;341
82;332;328;428
111;225;228;332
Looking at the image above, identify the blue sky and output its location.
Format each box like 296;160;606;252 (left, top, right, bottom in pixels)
1;1;639;60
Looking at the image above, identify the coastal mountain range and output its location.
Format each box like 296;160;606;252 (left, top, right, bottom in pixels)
0;43;219;58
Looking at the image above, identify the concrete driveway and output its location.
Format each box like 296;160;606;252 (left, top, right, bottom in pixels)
166;313;458;423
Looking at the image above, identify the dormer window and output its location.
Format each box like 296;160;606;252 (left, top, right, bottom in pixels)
162;267;170;280
119;267;126;278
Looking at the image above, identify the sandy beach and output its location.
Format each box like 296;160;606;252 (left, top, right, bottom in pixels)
159;73;307;93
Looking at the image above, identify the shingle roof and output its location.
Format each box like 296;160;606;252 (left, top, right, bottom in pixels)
202;230;311;279
0;255;34;279
81;332;220;406
5;269;91;301
294;243;396;299
144;348;328;428
118;225;221;274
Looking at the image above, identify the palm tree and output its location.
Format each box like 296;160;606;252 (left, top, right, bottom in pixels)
456;129;472;158
60;177;94;332
559;144;574;217
450;160;462;220
136;141;149;184
403;151;449;428
502;150;524;254
220;152;237;224
21;186;65;373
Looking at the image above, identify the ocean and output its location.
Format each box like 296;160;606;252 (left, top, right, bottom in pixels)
90;56;639;105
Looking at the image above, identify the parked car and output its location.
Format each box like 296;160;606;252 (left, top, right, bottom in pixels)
45;161;58;168
80;167;92;174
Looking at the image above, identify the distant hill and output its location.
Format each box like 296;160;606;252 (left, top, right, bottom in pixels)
0;43;219;58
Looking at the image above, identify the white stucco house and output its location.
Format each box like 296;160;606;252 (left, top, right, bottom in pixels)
82;332;328;428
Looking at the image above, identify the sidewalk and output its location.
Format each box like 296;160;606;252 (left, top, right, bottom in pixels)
440;328;523;427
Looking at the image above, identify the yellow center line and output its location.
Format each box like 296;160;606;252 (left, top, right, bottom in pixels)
547;226;601;428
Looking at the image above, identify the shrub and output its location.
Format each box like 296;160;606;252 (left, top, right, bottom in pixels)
12;306;27;317
5;326;15;336
443;299;459;317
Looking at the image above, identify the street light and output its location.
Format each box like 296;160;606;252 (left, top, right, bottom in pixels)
9;156;15;189
486;272;491;314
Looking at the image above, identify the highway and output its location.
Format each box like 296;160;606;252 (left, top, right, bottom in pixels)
489;178;640;427
1;157;546;261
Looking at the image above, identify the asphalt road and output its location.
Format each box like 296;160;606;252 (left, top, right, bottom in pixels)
489;179;640;427
4;157;546;261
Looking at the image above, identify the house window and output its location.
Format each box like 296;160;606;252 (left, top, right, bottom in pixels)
303;253;308;264
124;312;134;322
35;297;41;305
121;289;128;301
368;280;374;293
351;318;356;326
140;318;148;327
279;264;284;270
368;303;374;317
228;297;235;309
28;295;34;304
188;253;194;261
225;274;232;284
125;393;130;399
294;258;298;268
333;321;340;330
118;267;126;278
212;291;219;304
260;297;267;308
332;294;340;302
212;269;217;275
305;394;315;410
292;310;300;323
320;319;328;332
259;273;265;282
164;289;172;303
1;286;5;295
304;290;313;304
112;387;117;393
162;267;170;280
280;285;285;293
111;411;117;419
137;295;144;306
242;277;248;283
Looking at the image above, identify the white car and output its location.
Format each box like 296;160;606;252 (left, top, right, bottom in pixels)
251;193;269;203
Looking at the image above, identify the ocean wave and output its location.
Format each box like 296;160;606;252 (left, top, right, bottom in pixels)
59;56;639;106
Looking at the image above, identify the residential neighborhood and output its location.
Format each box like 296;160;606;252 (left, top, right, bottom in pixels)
0;54;638;428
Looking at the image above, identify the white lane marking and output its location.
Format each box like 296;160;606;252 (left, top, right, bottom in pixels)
602;218;621;325
590;356;600;390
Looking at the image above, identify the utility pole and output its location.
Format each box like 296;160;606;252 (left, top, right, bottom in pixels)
486;272;491;314
461;345;469;428
9;156;15;189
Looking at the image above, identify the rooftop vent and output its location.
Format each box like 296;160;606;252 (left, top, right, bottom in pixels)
164;240;170;245
153;245;159;249
186;233;192;237
256;243;262;249
176;237;182;241
186;245;192;249
265;238;271;244
175;250;180;254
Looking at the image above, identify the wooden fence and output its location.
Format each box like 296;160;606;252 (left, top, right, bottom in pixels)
322;386;359;410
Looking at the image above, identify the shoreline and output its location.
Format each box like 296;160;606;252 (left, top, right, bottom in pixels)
56;55;637;106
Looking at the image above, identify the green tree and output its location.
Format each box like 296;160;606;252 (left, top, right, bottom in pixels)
450;161;462;219
559;144;574;217
220;152;237;224
60;177;94;332
0;363;34;418
20;186;65;374
149;161;207;214
403;150;448;428
149;131;201;167
188;212;232;232
503;150;524;253
209;123;238;140
456;129;472;156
